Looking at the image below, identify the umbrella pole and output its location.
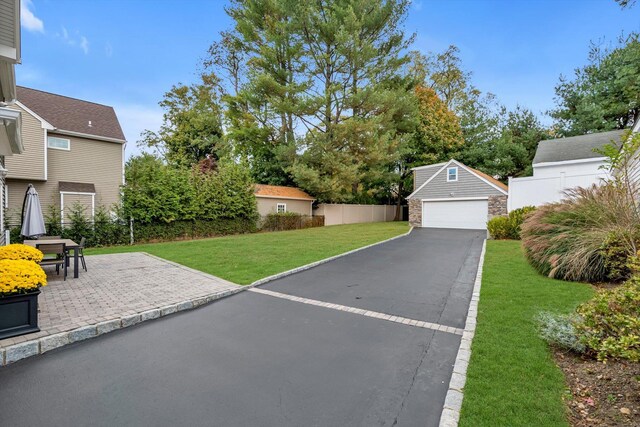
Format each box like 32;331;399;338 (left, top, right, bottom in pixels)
21;184;32;227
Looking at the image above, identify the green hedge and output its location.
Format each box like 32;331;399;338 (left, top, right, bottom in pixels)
487;206;535;240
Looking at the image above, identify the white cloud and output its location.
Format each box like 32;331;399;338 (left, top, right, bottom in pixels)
21;0;44;33
57;26;91;55
111;103;164;158
80;36;89;54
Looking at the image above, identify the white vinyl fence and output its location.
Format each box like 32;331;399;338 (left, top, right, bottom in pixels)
508;172;609;212
314;204;397;226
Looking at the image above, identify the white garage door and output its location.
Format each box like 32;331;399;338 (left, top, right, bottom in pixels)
422;200;489;230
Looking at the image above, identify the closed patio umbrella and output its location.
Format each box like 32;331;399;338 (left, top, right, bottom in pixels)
21;184;46;238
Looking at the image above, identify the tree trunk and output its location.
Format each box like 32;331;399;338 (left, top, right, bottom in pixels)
394;179;404;221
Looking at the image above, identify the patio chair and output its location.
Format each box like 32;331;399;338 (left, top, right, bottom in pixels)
65;237;87;272
36;243;67;280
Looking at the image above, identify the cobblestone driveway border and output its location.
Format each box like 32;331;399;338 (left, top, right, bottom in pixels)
439;239;487;427
249;226;414;288
0;287;243;366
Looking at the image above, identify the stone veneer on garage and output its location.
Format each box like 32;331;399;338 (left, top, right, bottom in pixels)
408;199;422;227
488;195;508;218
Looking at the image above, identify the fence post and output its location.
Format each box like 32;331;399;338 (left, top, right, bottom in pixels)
129;217;134;245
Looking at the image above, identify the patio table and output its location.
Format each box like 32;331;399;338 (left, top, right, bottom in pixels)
24;239;81;279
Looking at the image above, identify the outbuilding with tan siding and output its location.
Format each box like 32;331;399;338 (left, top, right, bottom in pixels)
254;184;315;216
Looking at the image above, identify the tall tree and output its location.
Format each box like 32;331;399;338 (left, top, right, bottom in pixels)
390;86;462;218
551;34;640;136
139;73;225;167
288;0;415;202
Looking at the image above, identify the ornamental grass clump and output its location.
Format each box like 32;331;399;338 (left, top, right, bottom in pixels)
521;184;639;282
0;259;47;296
0;243;44;262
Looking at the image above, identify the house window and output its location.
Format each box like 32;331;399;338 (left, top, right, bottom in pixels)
277;203;286;213
447;167;458;182
47;136;70;150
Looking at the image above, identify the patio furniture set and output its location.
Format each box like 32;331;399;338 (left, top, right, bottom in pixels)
23;237;87;279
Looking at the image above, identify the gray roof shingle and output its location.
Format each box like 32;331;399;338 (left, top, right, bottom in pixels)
533;130;624;164
17;86;126;142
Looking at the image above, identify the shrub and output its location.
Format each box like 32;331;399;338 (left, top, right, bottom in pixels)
0;259;47;296
521;184;639;282
487;216;511;239
0;244;44;262
62;202;92;243
574;276;640;362
508;206;536;239
487;206;535;240
132;218;256;243
260;213;324;232
536;311;585;353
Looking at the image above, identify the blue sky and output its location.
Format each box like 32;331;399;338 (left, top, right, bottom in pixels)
17;0;640;158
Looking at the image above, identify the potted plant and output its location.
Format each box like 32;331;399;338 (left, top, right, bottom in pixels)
0;244;47;340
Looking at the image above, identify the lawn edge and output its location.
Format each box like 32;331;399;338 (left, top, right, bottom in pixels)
247;225;414;288
439;239;487;427
1;225;412;367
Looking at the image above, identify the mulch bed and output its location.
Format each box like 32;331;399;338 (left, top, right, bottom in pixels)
554;349;640;426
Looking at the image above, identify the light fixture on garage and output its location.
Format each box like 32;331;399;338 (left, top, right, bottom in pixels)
450;192;455;197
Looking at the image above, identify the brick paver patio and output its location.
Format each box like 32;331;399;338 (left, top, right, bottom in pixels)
0;252;241;350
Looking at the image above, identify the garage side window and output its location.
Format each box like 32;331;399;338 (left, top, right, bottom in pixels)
447;167;458;182
277;203;286;213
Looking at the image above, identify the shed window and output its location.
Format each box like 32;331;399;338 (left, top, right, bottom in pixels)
277;203;286;213
48;136;70;150
447;167;458;182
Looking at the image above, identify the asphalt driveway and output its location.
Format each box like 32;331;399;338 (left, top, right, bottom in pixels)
0;228;485;427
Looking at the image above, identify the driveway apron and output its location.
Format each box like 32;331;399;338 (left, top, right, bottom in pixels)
0;228;485;427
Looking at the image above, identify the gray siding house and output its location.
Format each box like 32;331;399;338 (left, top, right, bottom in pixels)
407;160;508;230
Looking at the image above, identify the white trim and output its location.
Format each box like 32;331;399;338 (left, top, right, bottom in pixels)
60;191;96;196
276;203;287;213
60;192;64;225
43;129;48;180
3;183;7;209
408;159;508;199
14;101;55;130
47;136;71;151
255;194;315;202
122;143;126;185
451;160;509;195
406;162;451;199
532;157;607;168
420;197;489;202
447;166;458;182
52;129;126;144
411;162;447;171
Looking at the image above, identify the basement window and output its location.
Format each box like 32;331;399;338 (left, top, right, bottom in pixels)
447;167;458;182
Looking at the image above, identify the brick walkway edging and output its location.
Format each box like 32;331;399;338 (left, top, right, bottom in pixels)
438;239;487;427
0;255;245;367
0;227;413;367
248;226;414;288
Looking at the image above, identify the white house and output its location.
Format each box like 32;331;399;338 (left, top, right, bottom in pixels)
508;129;624;211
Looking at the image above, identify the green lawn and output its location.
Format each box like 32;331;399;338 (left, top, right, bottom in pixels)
459;240;594;427
87;222;409;285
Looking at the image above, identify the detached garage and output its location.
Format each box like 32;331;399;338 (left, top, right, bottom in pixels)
407;160;508;230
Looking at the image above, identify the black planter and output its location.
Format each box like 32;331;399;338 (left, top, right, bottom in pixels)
0;290;40;340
